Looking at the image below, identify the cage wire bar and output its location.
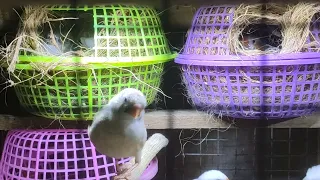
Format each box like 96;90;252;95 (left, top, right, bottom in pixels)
160;128;320;180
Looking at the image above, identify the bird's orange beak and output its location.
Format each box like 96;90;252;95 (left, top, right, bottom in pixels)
127;104;143;118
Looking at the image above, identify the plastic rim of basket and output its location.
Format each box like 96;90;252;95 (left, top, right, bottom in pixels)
13;53;177;70
175;52;320;66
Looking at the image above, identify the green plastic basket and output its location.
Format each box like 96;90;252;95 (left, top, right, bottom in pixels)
4;4;178;120
22;4;173;62
12;58;170;120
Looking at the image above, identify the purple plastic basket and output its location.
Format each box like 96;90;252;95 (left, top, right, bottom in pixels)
175;5;320;119
0;129;158;180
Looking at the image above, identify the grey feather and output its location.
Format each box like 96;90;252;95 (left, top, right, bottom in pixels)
88;88;147;161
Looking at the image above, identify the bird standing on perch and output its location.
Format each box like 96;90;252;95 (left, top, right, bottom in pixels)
194;170;229;180
88;88;148;180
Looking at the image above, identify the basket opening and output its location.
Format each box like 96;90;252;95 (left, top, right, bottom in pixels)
20;10;94;57
19;7;165;58
239;23;283;52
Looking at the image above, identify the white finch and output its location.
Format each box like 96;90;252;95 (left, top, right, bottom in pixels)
88;88;148;179
194;170;229;180
303;164;320;180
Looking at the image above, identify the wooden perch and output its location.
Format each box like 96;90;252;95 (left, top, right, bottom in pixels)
114;133;169;180
0;110;320;129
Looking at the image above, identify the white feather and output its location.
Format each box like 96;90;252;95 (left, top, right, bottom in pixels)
303;165;320;180
88;88;147;162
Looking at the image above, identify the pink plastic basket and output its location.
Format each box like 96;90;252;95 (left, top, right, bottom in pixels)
0;129;158;180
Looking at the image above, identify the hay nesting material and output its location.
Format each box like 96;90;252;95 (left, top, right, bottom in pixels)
2;5;163;74
4;6;79;73
280;3;320;53
227;2;320;56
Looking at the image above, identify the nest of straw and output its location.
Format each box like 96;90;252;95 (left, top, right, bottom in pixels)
2;5;164;74
0;6;168;118
227;3;320;56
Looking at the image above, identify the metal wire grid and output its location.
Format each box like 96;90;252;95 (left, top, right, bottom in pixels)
151;128;320;180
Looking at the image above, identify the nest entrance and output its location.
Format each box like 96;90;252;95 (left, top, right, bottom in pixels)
239;23;283;52
228;3;320;56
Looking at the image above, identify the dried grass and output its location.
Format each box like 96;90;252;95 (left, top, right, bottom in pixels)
227;2;320;56
175;127;233;158
3;6;79;73
2;5;163;73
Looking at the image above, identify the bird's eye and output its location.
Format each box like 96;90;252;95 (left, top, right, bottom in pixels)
124;97;128;102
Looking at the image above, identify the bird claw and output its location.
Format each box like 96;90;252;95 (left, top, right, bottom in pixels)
113;159;138;180
113;175;130;180
117;158;135;172
113;167;132;180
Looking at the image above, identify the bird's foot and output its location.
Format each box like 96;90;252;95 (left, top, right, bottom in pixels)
113;158;138;180
113;169;132;180
117;158;135;172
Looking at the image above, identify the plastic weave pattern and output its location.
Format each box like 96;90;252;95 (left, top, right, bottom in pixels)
0;129;158;180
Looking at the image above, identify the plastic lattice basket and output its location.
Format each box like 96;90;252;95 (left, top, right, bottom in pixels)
175;5;320;119
0;129;158;180
6;4;176;120
12;61;164;120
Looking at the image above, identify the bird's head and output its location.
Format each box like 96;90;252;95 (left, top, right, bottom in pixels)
114;88;147;119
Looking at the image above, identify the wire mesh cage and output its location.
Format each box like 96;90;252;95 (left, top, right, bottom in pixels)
175;4;320;119
161;128;320;180
0;129;158;180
